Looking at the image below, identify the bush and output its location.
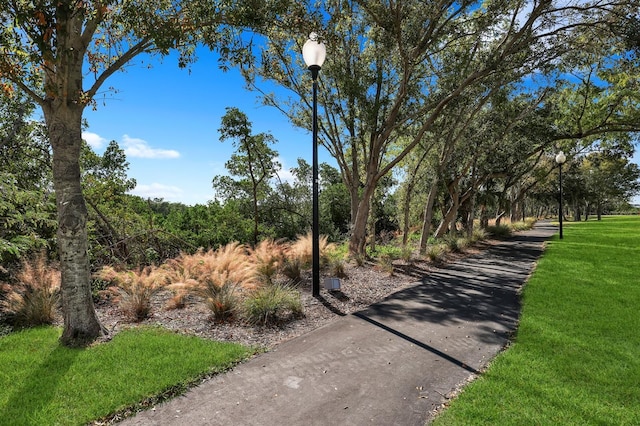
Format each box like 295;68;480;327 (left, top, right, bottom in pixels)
244;283;303;326
95;266;165;322
426;244;446;262
0;252;60;327
486;224;512;238
249;239;286;285
281;257;304;284
326;250;348;278
200;280;240;322
471;228;488;243
163;243;256;321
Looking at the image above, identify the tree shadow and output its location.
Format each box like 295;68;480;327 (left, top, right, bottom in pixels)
355;223;554;346
2;341;82;423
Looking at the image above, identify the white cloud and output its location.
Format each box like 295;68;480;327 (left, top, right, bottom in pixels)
122;134;180;159
129;183;183;201
82;131;107;150
274;156;295;184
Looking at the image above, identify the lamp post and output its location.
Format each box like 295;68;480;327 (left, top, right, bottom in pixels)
302;32;326;297
555;151;566;239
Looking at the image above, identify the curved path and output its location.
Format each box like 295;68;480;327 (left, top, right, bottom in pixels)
121;221;557;426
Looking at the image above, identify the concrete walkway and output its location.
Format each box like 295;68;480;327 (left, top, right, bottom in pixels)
121;222;557;426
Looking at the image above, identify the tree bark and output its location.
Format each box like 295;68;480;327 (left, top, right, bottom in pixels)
45;104;104;347
419;176;440;254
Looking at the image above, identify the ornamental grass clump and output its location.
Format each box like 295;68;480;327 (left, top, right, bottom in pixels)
426;244;447;262
486;224;512;238
244;283;303;326
249;239;286;285
288;232;335;268
165;243;256;322
0;252;60;327
96;265;165;322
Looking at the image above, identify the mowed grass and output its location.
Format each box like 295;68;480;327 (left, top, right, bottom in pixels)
433;216;640;425
0;326;252;425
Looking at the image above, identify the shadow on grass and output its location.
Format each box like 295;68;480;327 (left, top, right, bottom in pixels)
2;342;81;423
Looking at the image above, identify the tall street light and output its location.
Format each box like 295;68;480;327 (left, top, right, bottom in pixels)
302;32;326;297
555;151;566;239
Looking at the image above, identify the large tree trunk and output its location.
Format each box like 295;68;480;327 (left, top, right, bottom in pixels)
349;183;375;256
45;104;104;347
419;177;440;254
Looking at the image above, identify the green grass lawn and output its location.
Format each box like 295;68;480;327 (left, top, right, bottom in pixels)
0;326;252;425
433;216;640;425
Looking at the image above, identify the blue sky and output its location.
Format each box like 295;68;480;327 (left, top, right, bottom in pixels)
82;49;331;205
81;49;640;206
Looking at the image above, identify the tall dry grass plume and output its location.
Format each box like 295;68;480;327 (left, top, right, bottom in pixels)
0;252;60;327
287;232;335;268
249;239;286;285
96;266;165;322
164;243;257;321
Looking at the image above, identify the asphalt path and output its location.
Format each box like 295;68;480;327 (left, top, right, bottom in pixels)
120;221;557;426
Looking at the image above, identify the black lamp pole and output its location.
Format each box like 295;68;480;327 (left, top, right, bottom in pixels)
556;151;566;240
558;163;564;239
311;65;320;296
302;33;326;297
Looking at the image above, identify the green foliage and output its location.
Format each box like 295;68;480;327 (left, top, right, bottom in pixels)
0;252;60;327
243;283;303;326
201;281;240;323
486;224;512;238
426;244;447;262
326;250;348;279
0;326;251;426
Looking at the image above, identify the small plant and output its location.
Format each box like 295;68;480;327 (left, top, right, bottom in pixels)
163;243;256;321
249;239;286;285
426;244;446;262
400;245;415;263
288;232;335;268
200;278;240;322
95;265;165;322
326;250;348;278
244;283;303;326
486;224;512;238
376;253;395;276
471;228;488;243
352;253;366;267
281;256;304;283
0;252;60;327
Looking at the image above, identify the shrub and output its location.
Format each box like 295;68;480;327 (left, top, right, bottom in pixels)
376;254;395;276
163;243;256;321
243;283;303;326
400;245;415;263
95;266;165;322
199;279;240;322
281;256;304;284
287;232;335;268
486;224;512;238
249;239;286;285
0;252;60;327
327;251;348;278
471;228;488;243
426;244;446;262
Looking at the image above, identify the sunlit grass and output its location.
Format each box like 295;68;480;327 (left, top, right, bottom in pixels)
0;326;251;425
432;216;640;425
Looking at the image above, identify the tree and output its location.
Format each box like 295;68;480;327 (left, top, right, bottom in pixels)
0;0;291;346
240;0;635;256
214;107;280;245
